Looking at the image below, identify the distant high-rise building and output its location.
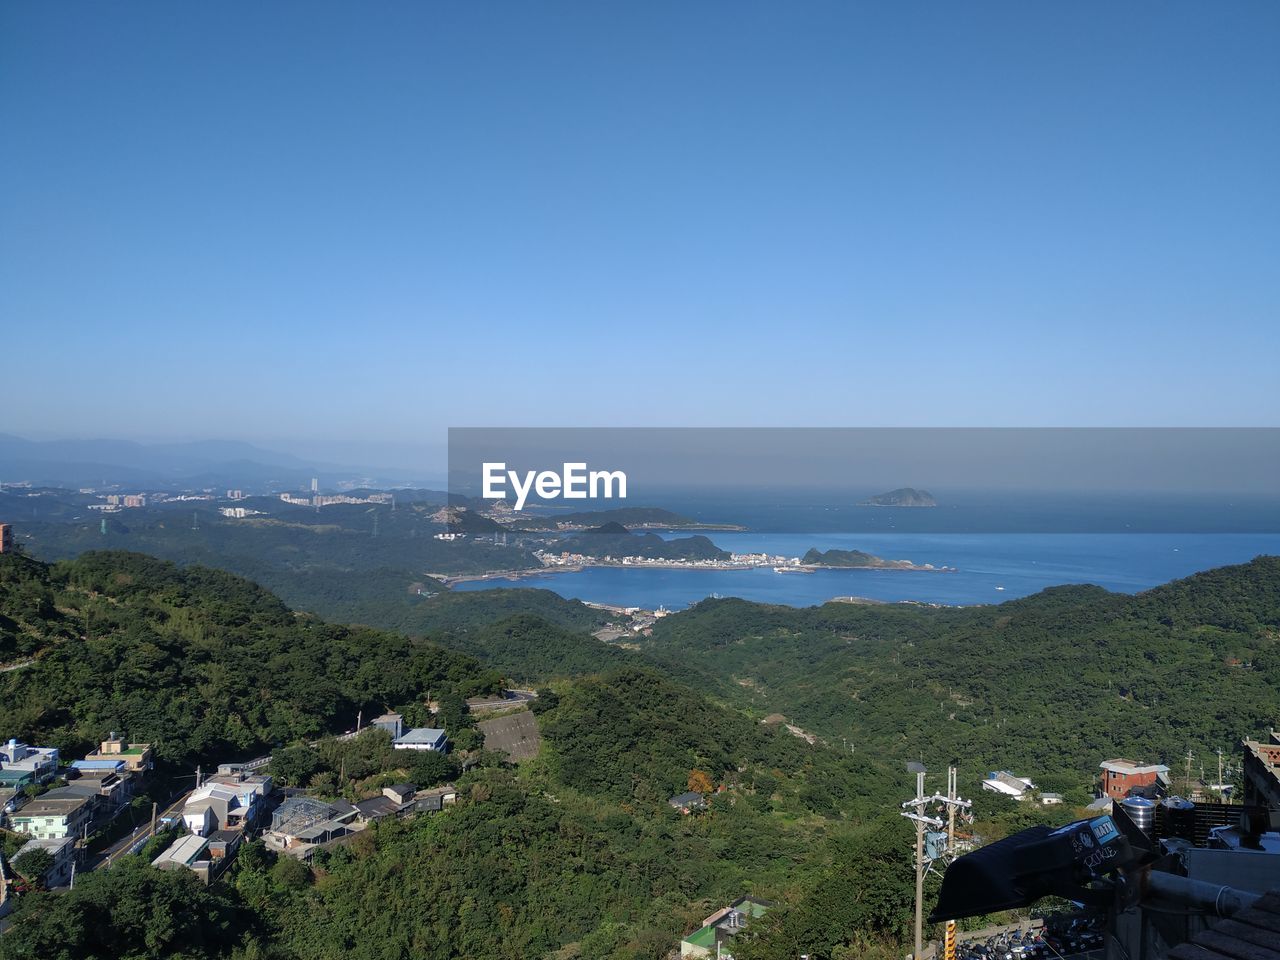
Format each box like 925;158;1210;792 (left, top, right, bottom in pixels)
310;477;319;493
227;489;244;500
0;523;12;553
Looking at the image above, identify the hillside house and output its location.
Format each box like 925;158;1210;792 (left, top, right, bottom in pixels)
668;792;708;814
371;713;404;739
982;771;1035;800
1243;739;1280;810
265;796;358;856
9;795;91;840
681;896;773;959
393;727;447;752
1099;759;1171;800
0;740;59;783
354;783;457;823
152;834;222;883
84;734;153;773
182;771;270;837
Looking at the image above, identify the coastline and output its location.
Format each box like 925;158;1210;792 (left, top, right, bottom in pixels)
546;523;749;532
432;557;954;587
798;561;956;573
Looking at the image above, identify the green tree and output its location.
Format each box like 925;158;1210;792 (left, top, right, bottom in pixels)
406;749;457;787
268;746;322;788
529;688;560;714
10;847;53;885
1;857;249;960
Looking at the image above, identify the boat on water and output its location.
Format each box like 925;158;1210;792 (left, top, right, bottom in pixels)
774;566;813;574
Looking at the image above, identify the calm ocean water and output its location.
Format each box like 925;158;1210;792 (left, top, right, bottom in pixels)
453;532;1280;609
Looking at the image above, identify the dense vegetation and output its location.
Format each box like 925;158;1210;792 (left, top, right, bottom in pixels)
0;552;927;960
439;613;636;682
235;661;931;960
17;497;542;617
0;552;500;766
403;587;607;636
221;763;915;960
642;556;1280;796
0;857;254;960
15;498;626;642
5;545;1279;959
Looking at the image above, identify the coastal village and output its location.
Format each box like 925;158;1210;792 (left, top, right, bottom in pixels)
8;697;1278;960
0;690;541;911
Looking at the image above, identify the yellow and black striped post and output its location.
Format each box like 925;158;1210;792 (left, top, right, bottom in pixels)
944;920;956;960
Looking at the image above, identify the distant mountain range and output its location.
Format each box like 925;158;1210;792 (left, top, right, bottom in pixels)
0;434;433;491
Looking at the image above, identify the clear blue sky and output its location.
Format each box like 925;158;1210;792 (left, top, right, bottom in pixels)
2;2;1277;466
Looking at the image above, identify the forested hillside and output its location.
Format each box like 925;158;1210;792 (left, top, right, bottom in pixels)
642;556;1280;794
6;549;1279;959
0;551;500;766
0;550;929;960
439;613;635;681
20;511;610;645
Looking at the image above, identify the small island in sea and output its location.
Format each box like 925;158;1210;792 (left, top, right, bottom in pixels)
857;487;937;507
557;522;730;561
800;547;952;572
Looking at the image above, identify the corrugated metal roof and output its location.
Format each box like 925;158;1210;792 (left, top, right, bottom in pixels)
394;727;446;745
153;834;209;867
1169;889;1280;960
71;759;123;770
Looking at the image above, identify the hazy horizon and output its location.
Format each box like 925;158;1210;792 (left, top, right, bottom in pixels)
9;427;1280;502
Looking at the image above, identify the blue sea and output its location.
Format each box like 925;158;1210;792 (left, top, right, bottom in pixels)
453;531;1280;609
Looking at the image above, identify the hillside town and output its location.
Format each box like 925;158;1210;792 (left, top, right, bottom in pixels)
0;712;462;907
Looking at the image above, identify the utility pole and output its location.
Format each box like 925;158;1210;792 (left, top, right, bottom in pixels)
356;709;362;733
195;764;202;790
150;801;158;839
946;769;957;960
1185;750;1194;794
901;770;942;960
940;767;972;960
947;767;957;854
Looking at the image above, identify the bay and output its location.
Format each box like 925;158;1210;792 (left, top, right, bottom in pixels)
452;532;1280;609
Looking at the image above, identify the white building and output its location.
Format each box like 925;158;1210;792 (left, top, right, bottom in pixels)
182;771;271;836
393;728;447;752
0;740;59;782
981;770;1035;800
